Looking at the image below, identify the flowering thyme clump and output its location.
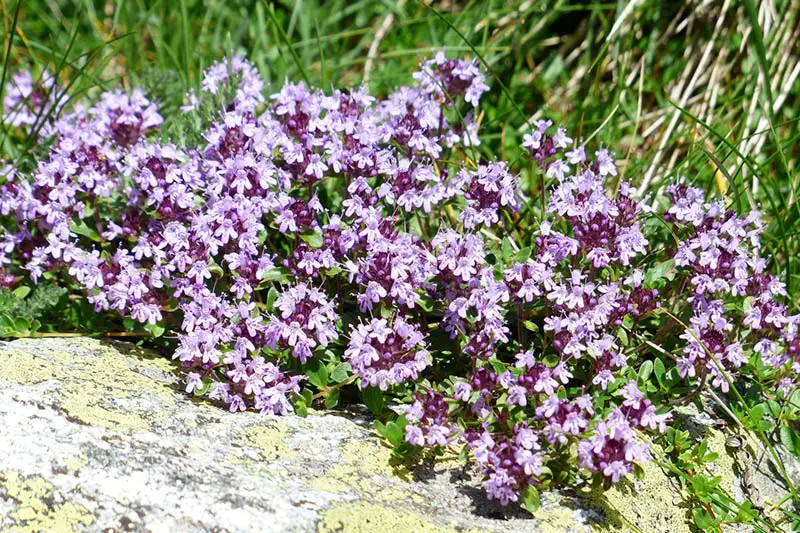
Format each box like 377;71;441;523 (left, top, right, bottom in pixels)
1;52;797;514
266;283;339;362
345;316;430;390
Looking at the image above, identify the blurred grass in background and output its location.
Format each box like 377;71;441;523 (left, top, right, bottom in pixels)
1;0;799;295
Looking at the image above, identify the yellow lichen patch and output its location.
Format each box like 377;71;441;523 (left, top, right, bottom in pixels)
58;386;151;432
585;459;689;533
339;438;409;479
0;349;58;384
245;423;295;461
225;451;251;466
703;428;743;496
0;339;179;432
309;475;348;494
1;470;95;533
51;455;88;474
309;437;418;504
64;456;87;472
317;502;457;533
531;506;585;533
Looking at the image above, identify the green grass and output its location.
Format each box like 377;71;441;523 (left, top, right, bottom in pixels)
4;0;797;297
2;1;800;529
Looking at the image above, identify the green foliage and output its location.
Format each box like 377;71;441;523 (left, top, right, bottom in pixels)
361;386;385;415
0;284;67;336
520;485;540;513
375;414;417;458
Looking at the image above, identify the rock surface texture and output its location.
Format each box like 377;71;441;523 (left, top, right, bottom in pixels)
0;338;797;532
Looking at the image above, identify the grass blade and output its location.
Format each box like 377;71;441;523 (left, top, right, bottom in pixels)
264;1;311;85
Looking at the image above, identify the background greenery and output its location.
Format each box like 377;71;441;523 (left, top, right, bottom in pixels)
2;0;799;300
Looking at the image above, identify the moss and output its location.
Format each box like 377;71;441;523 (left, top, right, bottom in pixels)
317;502;457;533
244;423;296;462
1;470;95;532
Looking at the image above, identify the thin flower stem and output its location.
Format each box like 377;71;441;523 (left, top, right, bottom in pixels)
312;374;358;401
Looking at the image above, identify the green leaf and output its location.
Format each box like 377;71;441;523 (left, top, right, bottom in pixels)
654;358;666;387
378;418;406;447
733;500;758;522
145;323;166;338
489;359;507;375
208;260;224;277
522;320;539;332
13;316;30;335
265;287;279;312
514;246;532;262
362;386;385;415
617;327;628;346
324;388;340;409
305;360;329;389
330;362;351;383
747;403;768;431
702;452;719;463
294;399;308;417
638;360;654;383
11;286;30;299
767;399;782;418
501;238;514;260
258;268;290;284
692;508;716;530
521;485;540;513
644;259;675;288
292;392;309;417
417;294;434;312
301;388;313;406
377;414;408;447
690;474;721;502
780;425;800;456
70;220;102;242
300;231;323;248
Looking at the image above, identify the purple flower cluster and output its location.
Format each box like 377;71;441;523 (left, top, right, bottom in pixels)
392;135;678;501
468;422;544;505
345;317;430;390
666;184;797;394
2;52;795;511
266;283;339;362
2;69;61;129
578;382;667;483
0;53;493;418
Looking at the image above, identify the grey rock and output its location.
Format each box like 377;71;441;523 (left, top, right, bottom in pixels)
0;338;794;532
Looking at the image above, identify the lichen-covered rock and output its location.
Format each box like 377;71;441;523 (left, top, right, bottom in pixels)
0;338;795;532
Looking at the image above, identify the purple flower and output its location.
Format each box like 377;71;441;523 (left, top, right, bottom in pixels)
2;69;62;129
345;316;431;390
265;283;339;362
